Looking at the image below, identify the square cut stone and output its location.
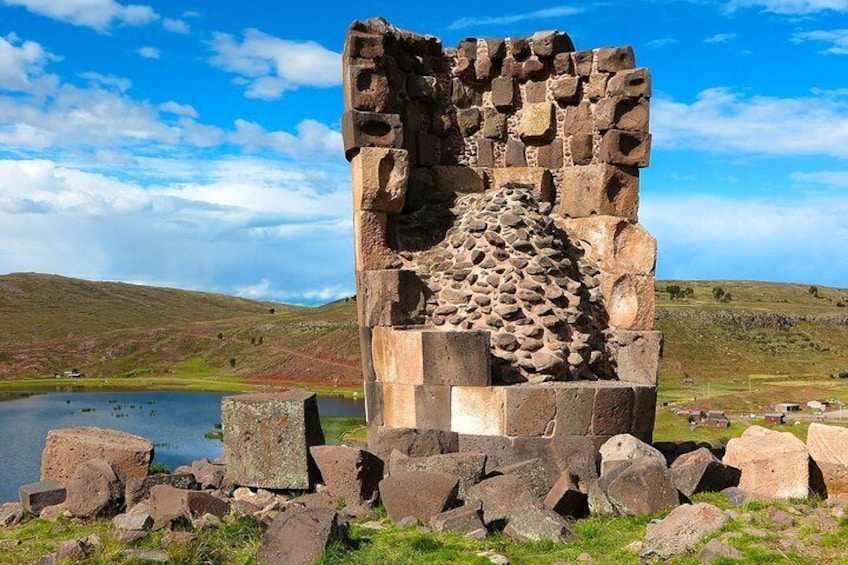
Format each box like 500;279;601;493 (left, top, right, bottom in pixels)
19;480;66;515
607;68;651;98
451;387;505;436
595;46;635;73
344;63;393;113
561;217;656;276
611;330;663;385
595;97;649;133
492;168;554;203
352;148;409;213
365;380;384;426
537;139;564;169
592;385;635;435
503;385;556;437
382;383;417;429
342;110;404;161
554;384;597;436
41;427;153;485
555;164;639;219
631;385;658;437
354;210;399;271
599;273;656;331
482;107;507;140
358;269;426;327
517;102;555;143
599;130;651;167
491;77;516;110
372;327;491;386
381;383;452;431
552;77;581;105
435;166;488;193
570;133;594;166
222;391;325;490
346;31;384;60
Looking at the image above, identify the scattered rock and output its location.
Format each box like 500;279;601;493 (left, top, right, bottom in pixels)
65;459;124;519
39;504;67;521
494;458;553;498
379;470;458;523
56;539;90;562
724;426;809;500
591;457;678;516
598;434;664;476
466;527;488;540
0;502;24;527
389;451;485;501
148;485;230;530
722;487;752;506
310;445;384;506
113;512;153;531
698;538;742;564
161;531;197;548
18;480;66;515
121;550;170;563
257;507;348;565
544;473;589;518
767;506;795;529
669;448;741;497
642;503;728;560
429;501;484;533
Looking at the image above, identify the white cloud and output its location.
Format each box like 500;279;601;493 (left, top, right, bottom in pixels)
448;6;584;30
704;33;738;43
0;34;58;91
1;0;160;32
643;193;848;286
137;46;160;60
162;17;189;34
791;170;848;188
230;119;342;159
236;279;353;304
78;71;131;92
727;0;848;13
208;29;341;99
157;101;198;118
653;87;848;158
793;29;848;55
647;38;677;48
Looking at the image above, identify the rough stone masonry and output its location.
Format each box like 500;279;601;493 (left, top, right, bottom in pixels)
343;18;662;459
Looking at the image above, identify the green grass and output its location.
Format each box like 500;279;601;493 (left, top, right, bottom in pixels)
321;416;367;444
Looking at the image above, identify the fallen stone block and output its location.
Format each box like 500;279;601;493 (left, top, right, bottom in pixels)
543;473;589;518
258;507;348;565
641;503;728;560
125;473;198;508
222;390;325;490
669;448;741;498
113;512;153;532
494;458;554;498
599;434;665;476
65;458;125;519
379;470;458;523
807;422;848;500
195;463;226;490
19;480;66;515
120;550;169;563
592;457;678;516
310;445;384;506
429;501;484;533
503;506;572;543
389;451;485;501
367;425;458;463
149;485;230;530
41;427;153;485
723;426;809;500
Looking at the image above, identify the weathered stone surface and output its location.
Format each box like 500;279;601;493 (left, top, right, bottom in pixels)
570;133;594;165
344;63;393;113
342;110;404;160
595;96;649;133
113;512;153;532
537;139;564;169
477;138;495;167
698;538;744;564
525;81;547;103
505;138;527;167
457;107;481;135
554;386;596;436
222;390;325;490
434;166;488;193
372;327;491;386
355;210;398;271
555;164;640;219
609;330;663;385
592;386;635;436
358;269;427;327
352;147;409;213
491;77;515;110
65;458;124;519
517;102;555;143
598;273;656;331
346;31;384;60
379;470;458;522
552;76;581;105
503;385;556;437
148;485;230;530
599;434;665;476
642;503;728;560
367;426;458;463
0;502;23;526
599;130;651;167
257;507;348;565
491;167;554;203
595;46;635;72
452;386;505;436
530;31;575;58
41;427;153;485
125;473;197;508
563;217;656;277
19;480;66;515
311;446;384;506
429;501;484;533
481;107;507;139
495;458;554;497
723;426;809;500
669;448;741;497
390;451;486;501
807;422;848;499
593;457;678;516
607;68;652;98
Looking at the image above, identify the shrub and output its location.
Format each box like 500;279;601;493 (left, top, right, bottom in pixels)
712;286;725;301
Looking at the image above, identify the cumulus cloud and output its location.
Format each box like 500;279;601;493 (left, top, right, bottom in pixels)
1;0;159;32
652;87;848;158
162;17;189;34
727;0;848;13
208;29;341;99
793;29;848;55
136;46;160;59
448;6;585;31
230;119;342;159
78;71;131;92
157;101;198;118
0;34;58;91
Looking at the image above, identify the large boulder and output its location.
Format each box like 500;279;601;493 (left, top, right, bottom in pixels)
598;434;664;476
257;507;348;565
310;445;384;506
589;457;678;516
807;422;848;499
669;448;741;497
41;427;153;485
65;459;125;518
148;485;230;530
389;451;486;501
379;470;458;523
18;480;66;515
723;426;809;500
641;503;728;560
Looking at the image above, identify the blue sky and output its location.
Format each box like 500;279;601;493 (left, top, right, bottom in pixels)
0;0;846;304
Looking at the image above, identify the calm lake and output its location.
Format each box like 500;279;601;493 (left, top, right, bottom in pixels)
0;389;365;503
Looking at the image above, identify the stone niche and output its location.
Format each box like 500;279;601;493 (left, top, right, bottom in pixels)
344;18;662;457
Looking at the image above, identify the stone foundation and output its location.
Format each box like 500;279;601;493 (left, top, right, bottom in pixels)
343;18;660;462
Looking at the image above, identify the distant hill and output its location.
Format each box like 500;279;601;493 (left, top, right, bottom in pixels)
1;273;846;393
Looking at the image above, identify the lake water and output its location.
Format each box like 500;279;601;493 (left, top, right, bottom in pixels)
0;390;365;503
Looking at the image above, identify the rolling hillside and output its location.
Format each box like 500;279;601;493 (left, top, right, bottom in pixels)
1;274;847;413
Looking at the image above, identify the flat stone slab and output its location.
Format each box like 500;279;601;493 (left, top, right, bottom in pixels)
41;427;153;485
19;480;66;515
222;390;325;490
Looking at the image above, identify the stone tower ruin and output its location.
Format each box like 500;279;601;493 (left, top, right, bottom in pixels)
343;18;661;464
